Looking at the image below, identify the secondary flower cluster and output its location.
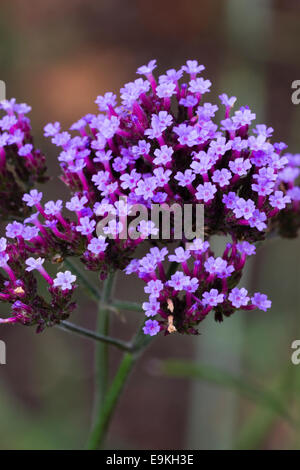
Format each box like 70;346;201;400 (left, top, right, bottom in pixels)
0;99;48;220
124;239;271;335
0;60;299;334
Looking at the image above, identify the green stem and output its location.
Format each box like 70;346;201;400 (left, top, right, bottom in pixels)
57;321;132;351
112;299;143;312
87;352;135;450
93;271;116;425
86;325;153;449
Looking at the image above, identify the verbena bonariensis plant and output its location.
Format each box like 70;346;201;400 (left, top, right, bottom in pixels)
0;60;299;447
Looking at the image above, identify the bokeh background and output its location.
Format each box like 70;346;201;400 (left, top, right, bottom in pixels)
0;0;300;450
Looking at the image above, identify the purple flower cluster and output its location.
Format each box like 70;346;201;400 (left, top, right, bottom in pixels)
0;99;48;219
0;60;299;334
128;239;270;335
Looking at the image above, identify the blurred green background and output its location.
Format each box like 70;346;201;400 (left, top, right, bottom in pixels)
0;0;300;450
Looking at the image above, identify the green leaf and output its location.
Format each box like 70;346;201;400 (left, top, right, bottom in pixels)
161;360;296;427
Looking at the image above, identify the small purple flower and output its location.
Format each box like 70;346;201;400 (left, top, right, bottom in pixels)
174;169;195;187
202;289;224;307
18;143;33;157
103;220;124;237
195;182;217;203
69;159;87;173
153;167;172;186
132;140;151;157
44;122;61;137
236;241;256;256
44;200;63;216
233;197;255;220
149;247;168;263
169;247;191;263
185;277;199;293
98;116;120;140
0;252;9;267
120;169;141;190
188;238;210;253
198;103;218;120
144;280;164;299
156;82;176;99
251;180;274;197
287;187;300;201
228;287;250;308
53;271;76;291
0;98;16;112
95;92;117;111
248;210;267;231
15;103;31;115
0;132;12;147
204;257;234;278
212;169;232;187
87;237;108;255
120;80;150;107
138;221;158;237
135;177;158;199
0;238;7;252
23;189;43;207
137;60;157;76
51;131;71;147
278;167;300;183
142;300;160;317
167;271;190;291
76;217;96;236
156;111;173;129
232;107;256;127
269;191;291;210
222;192;238;210
0;115;17;130
173;124;199;147
219;93;237;108
112;157;129;173
229;158;251;176
66;195;88;212
182;60;205;75
209;136;231;156
124;259;140;275
6;221;24;238
22;226;40;241
191;151;214;174
143;319;160;336
251;292;272;312
92;171;110;190
153;146;173;166
139;254;158;274
189;78;211;94
159;68;183;83
253;124;274;138
180;95;199;108
25;257;45;272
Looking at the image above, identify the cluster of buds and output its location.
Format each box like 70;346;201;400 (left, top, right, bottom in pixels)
0;99;48;220
0;60;299;334
0;236;76;331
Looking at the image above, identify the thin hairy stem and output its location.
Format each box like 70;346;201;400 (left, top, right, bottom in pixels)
86;261;178;449
57;321;132;351
86;325;153;449
112;299;143;312
92;271;116;428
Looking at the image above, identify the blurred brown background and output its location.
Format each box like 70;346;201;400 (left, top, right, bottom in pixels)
0;0;300;450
